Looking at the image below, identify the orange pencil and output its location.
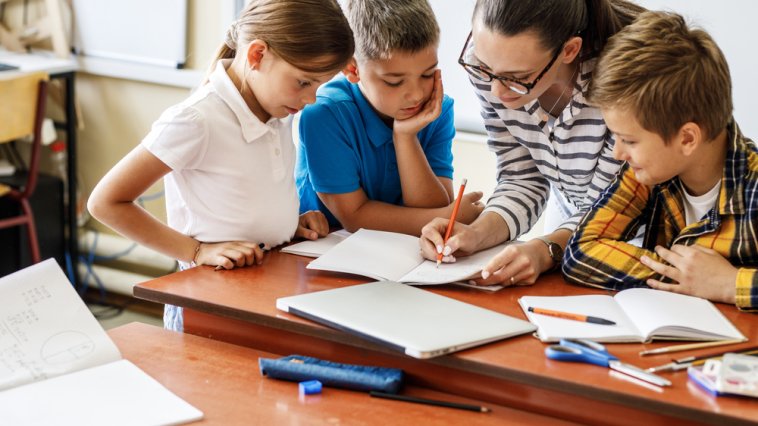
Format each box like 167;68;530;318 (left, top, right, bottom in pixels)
437;178;467;267
527;306;616;326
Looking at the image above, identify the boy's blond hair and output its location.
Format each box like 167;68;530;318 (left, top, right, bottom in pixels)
589;11;732;142
345;0;439;62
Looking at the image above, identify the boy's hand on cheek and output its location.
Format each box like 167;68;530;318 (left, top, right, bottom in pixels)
641;244;738;304
295;210;329;240
392;69;443;139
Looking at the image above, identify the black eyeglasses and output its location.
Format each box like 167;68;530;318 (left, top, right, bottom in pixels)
458;31;561;95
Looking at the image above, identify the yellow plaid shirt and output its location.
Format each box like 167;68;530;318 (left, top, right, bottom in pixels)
563;121;757;311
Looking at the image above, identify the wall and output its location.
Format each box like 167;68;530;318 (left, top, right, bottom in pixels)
76;0;227;231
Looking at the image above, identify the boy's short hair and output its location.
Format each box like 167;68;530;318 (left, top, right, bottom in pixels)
589;11;733;142
345;0;439;62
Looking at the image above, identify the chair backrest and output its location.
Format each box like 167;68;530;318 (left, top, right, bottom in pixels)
0;71;49;198
0;71;49;143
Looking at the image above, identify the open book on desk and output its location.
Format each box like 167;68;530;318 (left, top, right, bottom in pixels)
519;288;746;343
306;228;507;291
281;229;352;258
0;259;203;426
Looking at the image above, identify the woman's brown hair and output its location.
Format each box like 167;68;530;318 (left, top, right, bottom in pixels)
473;0;645;58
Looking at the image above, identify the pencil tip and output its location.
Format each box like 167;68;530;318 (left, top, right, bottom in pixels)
436;260;441;268
481;407;490;413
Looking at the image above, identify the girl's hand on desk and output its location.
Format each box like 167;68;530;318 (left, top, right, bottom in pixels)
295;210;329;240
196;241;266;270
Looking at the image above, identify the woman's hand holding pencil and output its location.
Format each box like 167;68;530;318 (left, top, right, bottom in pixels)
419;181;485;264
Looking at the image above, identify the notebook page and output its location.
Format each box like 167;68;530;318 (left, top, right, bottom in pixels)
614;288;745;341
281;229;351;258
519;294;641;342
307;229;423;281
0;359;203;426
399;243;509;285
0;259;122;391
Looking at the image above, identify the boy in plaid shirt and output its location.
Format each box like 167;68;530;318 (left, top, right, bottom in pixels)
563;11;757;311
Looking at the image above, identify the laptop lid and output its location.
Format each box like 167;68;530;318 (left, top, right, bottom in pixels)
276;281;536;359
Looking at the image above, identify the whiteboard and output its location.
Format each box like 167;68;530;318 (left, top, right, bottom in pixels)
433;0;758;139
72;0;187;68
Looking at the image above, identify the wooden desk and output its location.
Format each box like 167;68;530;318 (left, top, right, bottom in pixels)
110;322;577;425
134;251;758;426
0;49;79;285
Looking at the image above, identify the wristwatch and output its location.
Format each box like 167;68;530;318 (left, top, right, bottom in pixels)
535;237;564;270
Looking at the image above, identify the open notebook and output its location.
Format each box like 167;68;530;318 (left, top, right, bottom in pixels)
306;229;508;290
0;259;203;426
281;229;352;258
519;288;746;343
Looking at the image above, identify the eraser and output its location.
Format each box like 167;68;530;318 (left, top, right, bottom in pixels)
299;380;322;396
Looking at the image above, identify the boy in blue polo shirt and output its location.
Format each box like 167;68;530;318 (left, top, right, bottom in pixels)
295;0;484;236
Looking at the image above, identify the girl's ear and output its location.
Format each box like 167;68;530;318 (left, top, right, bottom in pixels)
342;58;360;83
247;39;268;69
561;36;583;64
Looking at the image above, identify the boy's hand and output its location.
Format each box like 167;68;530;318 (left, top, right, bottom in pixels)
456;191;485;224
296;210;329;240
196;241;266;270
393;69;443;138
641;244;737;304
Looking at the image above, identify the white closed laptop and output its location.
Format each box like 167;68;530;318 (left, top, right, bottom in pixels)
276;281;536;359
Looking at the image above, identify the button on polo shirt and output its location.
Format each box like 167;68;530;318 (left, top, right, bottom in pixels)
295;75;455;225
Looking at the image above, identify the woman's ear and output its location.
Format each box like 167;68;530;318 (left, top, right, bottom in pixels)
342;58;360;83
247;39;268;70
562;36;583;64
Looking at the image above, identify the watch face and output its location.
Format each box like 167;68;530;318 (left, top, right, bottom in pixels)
549;242;563;263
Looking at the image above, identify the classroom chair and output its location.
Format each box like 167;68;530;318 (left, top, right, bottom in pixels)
0;71;49;265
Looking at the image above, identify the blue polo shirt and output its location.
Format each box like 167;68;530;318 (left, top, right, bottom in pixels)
295;75;455;226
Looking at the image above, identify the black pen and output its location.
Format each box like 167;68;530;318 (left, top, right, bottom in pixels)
369;391;490;413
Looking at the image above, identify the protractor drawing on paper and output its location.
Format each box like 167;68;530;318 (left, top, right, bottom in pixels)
40;331;95;364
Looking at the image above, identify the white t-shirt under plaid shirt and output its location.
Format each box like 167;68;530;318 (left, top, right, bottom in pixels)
473;58;621;239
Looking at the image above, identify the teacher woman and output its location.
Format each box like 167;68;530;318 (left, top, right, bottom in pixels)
420;0;645;286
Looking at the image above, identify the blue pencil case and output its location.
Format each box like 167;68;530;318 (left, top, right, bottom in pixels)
259;354;404;394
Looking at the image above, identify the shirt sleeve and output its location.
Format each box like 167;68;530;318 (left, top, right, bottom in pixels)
558;132;622;231
735;268;758;311
141;105;208;171
562;165;666;290
298;102;361;194
472;79;550;240
418;95;455;179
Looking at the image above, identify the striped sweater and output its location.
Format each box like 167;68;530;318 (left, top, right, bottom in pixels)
473;58;621;239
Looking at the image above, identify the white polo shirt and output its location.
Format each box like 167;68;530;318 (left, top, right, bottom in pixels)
142;59;299;247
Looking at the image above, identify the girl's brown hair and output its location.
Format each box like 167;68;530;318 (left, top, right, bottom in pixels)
210;0;354;74
473;0;644;58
